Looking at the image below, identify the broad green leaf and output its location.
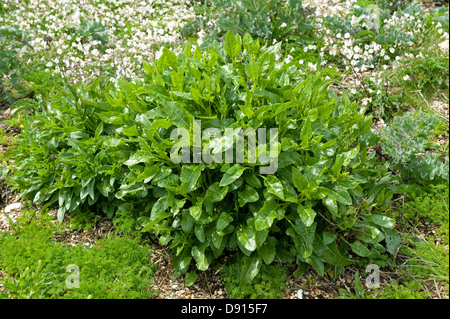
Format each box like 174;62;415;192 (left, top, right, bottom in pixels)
254;200;282;231
243;32;255;56
322;197;339;217
297;204;316;227
163;47;178;68
365;214;395;229
162;101;193;129
382;228;402;255
189;202;202;221
115;183;148;199
194;224;205;242
330;186;352;205
216;212;233;231
300;118;312;148
322;231;337;245
356;224;385;244
292;167;308;192
185;272;197;287
237;224;257;252
238;184;259;206
224;30;237;59
245;173;262;188
314;237;354;267
122;125;140;137
219;164;247;187
191;246;209;271
180;165;204;194
240;254;262;286
305;255;325;276
258;236;276;265
204;183;228;203
350;241;371;257
263;175;284;200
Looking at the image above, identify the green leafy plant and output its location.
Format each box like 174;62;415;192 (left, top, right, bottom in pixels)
380;111;449;182
7;32;401;285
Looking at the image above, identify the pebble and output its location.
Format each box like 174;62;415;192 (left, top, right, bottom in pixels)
4;202;21;213
2;108;11;118
297;289;303;299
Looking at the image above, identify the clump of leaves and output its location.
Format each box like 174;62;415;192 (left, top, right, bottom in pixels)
8;31;401;285
0;26;32;104
379;111;449;182
69;19;109;45
222;257;287;298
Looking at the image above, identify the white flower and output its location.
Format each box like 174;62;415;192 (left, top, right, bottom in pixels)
280;22;287;28
57;48;63;55
389;47;395;54
403;75;410;81
344;32;350;39
299;60;304;65
336;33;341;39
308;62;317;71
46;62;53;68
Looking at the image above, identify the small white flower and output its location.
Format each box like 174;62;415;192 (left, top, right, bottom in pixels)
344;32;350;39
308;62;317;71
280;22;287;28
57;48;63;55
46;61;53;68
389;47;395;54
336;33;341;39
403;75;410;81
299;60;304;65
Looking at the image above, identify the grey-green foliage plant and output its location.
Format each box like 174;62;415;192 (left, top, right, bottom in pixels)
8;31;400;285
71;19;109;45
0;27;31;103
182;0;314;46
380;111;449;182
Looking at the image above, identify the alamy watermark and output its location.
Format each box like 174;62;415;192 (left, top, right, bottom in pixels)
169;120;279;174
65;264;80;289
365;264;380;289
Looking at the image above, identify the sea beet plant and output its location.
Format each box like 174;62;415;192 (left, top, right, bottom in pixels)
7;31;401;285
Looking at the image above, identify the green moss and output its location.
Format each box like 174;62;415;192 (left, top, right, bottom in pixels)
0;210;157;299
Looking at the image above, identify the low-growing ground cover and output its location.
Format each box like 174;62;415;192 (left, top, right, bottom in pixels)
0;0;448;299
